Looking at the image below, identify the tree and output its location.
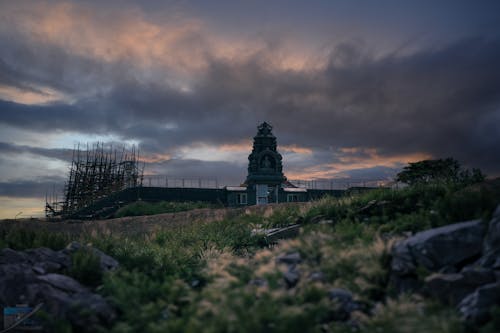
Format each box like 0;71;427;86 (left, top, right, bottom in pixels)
396;158;485;186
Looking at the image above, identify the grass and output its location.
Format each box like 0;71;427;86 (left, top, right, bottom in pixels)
114;201;217;218
1;180;499;332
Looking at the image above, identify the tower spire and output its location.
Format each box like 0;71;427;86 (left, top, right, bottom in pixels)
246;122;286;186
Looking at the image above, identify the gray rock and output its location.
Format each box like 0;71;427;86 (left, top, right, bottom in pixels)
0;248;29;264
458;282;500;324
425;268;495;305
32;261;63;275
1;247;70;270
276;251;302;265
37;274;89;293
0;246;118;331
475;249;500;270
308;271;326;282
328;288;360;321
483;205;500;255
283;267;300;288
26;247;71;268
391;219;486;275
438;265;458;274
248;278;268;287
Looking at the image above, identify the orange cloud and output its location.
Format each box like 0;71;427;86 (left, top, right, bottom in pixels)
219;141;252;152
286;148;432;180
139;153;172;163
2;0;325;84
0;85;68;105
280;144;313;154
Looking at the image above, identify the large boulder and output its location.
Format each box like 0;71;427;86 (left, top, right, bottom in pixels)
390;219;486;293
483;205;500;254
391;219;486;275
476;205;500;270
424;268;496;305
328;288;363;321
457;282;500;325
0;245;118;331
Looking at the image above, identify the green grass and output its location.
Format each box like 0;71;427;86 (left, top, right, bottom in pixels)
1;180;499;332
114;201;217;217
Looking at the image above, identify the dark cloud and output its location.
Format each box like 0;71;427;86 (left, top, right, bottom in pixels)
1;0;500;199
0;142;74;162
0;178;65;198
2;36;499;175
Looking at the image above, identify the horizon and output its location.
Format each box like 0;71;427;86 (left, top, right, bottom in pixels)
1;0;500;218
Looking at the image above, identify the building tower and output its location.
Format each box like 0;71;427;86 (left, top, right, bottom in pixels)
246;122;287;204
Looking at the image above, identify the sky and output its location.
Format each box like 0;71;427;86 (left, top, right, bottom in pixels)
1;0;500;218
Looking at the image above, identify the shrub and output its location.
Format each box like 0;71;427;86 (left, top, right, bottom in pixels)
68;248;103;287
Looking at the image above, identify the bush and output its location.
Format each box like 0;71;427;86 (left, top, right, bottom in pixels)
68;248;103;287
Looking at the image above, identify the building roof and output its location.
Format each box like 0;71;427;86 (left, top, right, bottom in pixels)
283;187;308;192
225;186;247;191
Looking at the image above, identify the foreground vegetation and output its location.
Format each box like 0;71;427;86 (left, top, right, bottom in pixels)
1;180;499;332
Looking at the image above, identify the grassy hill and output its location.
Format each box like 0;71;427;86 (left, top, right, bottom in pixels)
1;179;499;332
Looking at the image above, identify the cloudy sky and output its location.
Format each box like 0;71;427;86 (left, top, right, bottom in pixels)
1;0;499;218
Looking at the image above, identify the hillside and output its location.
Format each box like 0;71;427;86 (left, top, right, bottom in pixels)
1;179;499;332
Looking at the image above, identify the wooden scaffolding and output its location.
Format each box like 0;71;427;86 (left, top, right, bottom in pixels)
45;143;143;218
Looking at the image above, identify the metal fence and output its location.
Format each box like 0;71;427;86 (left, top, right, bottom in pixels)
288;178;395;190
141;176;221;189
141;175;395;190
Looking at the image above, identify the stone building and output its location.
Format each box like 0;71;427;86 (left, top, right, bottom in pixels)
226;122;309;206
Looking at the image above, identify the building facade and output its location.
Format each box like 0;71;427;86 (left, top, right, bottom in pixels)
226;122;313;206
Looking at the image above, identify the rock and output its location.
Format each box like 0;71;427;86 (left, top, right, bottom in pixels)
283;268;300;288
458;282;500;325
308;271;326;282
483;205;500;254
475;249;500;269
0;248;29;264
328;288;360;321
438;265;458;274
425;268;495;305
37;274;89;293
248;278;268;287
0;245;118;331
276;251;302;265
26;247;71;268
477;205;500;270
1;247;71;270
391;219;486;275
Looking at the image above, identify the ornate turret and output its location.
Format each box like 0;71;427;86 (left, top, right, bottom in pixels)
246;122;286;186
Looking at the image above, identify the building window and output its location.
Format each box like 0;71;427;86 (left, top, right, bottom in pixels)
287;194;299;202
237;193;247;205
